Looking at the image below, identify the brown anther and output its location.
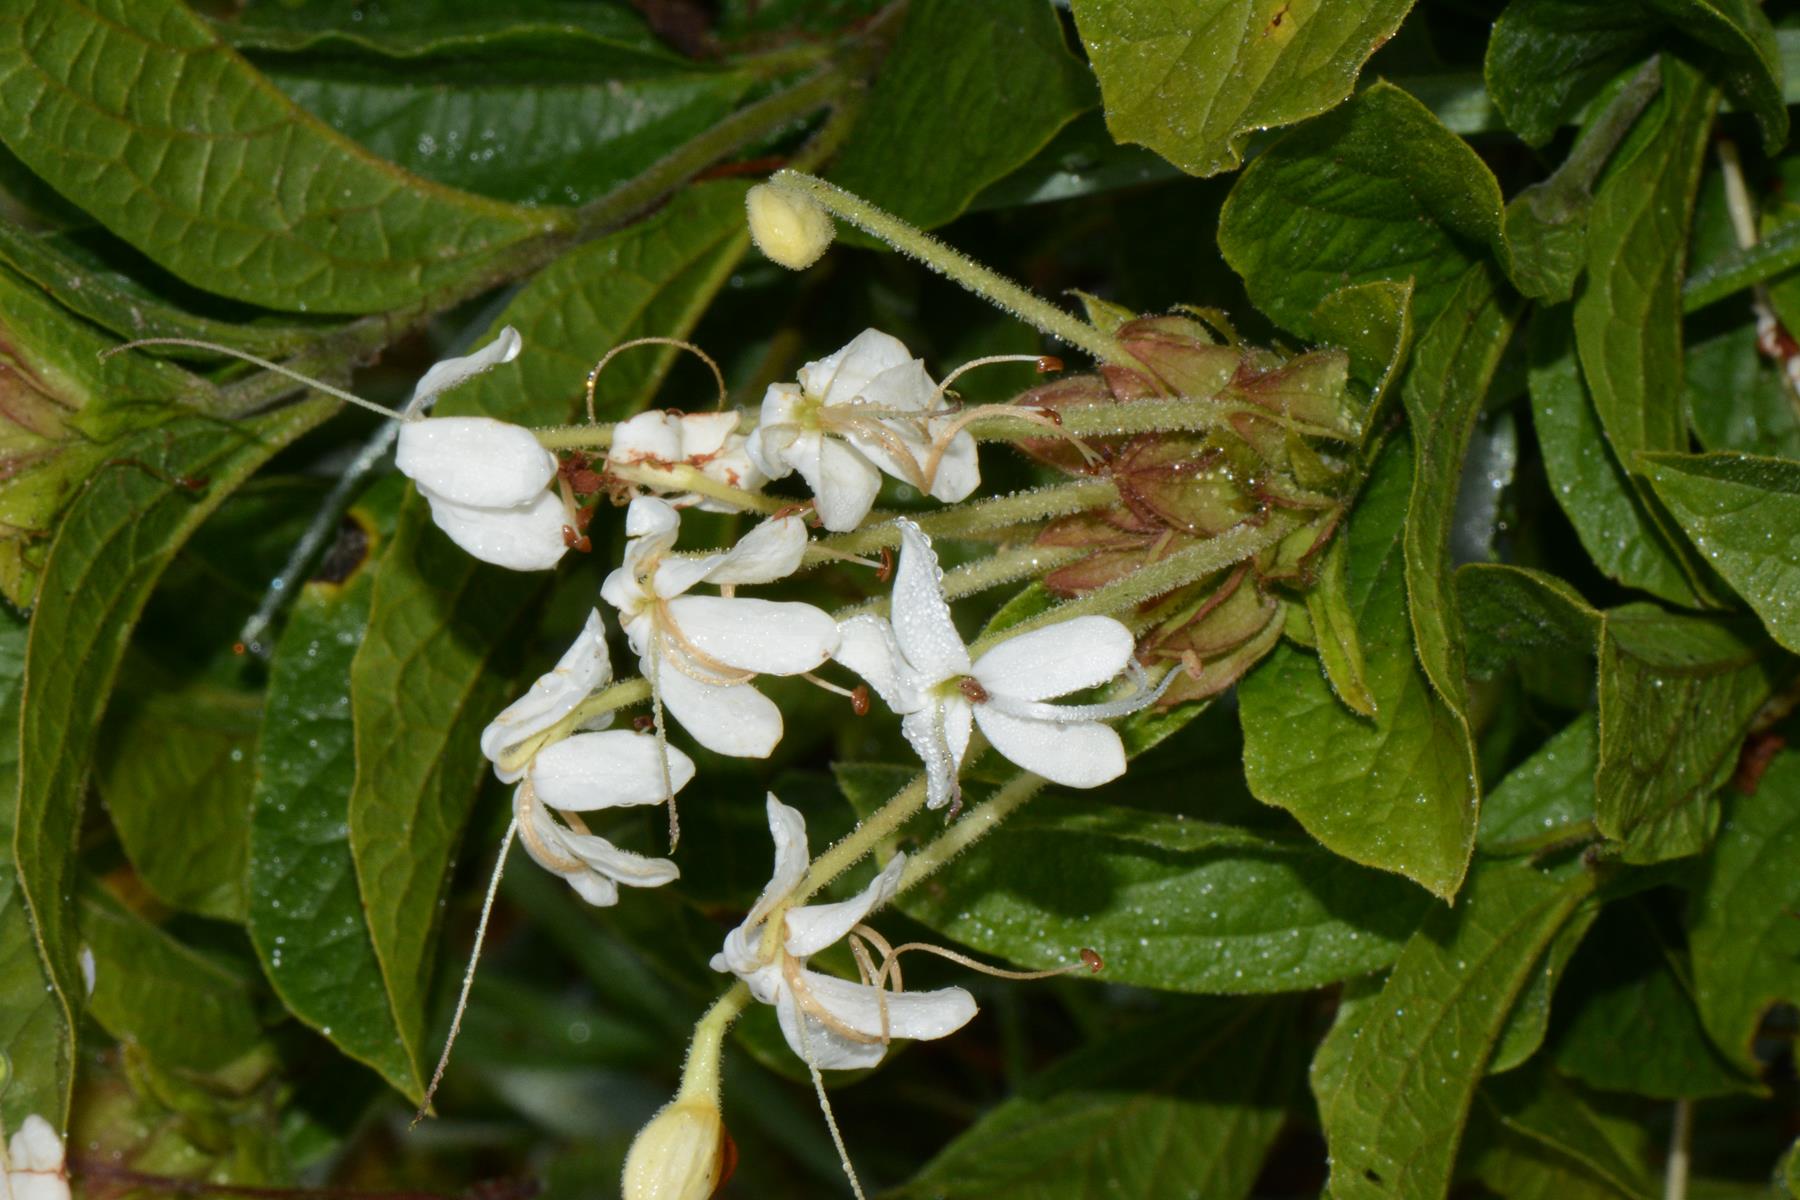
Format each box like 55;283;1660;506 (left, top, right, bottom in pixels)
1079;947;1104;973
232;642;248;656
958;677;990;704
850;684;871;717
632;715;656;733
876;545;895;583
771;502;813;522
560;525;592;552
1035;355;1064;374
1033;406;1063;426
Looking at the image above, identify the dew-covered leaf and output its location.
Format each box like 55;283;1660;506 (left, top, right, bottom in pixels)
1070;0;1416;179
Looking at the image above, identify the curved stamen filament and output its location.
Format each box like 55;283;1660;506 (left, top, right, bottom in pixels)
977;663;1178;724
586;336;728;424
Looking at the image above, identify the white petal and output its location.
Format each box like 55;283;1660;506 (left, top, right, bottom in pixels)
396;417;557;508
746;384;805;480
775;981;887;1071
530;730;694;811
924;427;980;503
692;442;767;510
558;828;681;889
703;514;807;585
608;410;684;463
856;358;937;414
974;708;1126;788
901;698;971;812
844;420;932;490
796;435;882;533
8;1117;62;1173
784;853;905;958
666;596;837;675
652;655;783;757
971;616;1135;701
891;522;971;681
408;325;522;409
832;615;919;713
802;330;915;407
810;971;978;1043
566;872;620;907
650;553;721;600
746;793;811;927
677;411;743;457
12;1173;67;1200
481;610;612;780
625;494;682;540
420;487;569;572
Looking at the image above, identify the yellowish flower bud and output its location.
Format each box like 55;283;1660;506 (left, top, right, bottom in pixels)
746;183;834;271
621;1096;733;1200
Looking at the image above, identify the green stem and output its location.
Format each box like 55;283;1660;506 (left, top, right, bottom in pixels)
611;463;787;514
679;983;750;1102
896;771;1046;896
967;397;1353;443
805;478;1118;560
768;171;1136;368
834;543;1087;621
791;775;929;908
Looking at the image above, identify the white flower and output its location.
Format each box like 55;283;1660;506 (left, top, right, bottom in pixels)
513;729;692;907
481;609;613;783
394;327;573;571
600;496;837;759
6;1115;69;1200
711;795;976;1070
607;409;767;512
835;521;1163;810
745;329;979;532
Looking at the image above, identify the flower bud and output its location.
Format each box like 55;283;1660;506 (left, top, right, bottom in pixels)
621;1096;733;1200
746;183;834;271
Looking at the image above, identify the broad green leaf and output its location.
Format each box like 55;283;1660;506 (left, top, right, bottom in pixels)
79;885;266;1075
1574;58;1716;464
0;607;64;1130
347;187;751;1090
1400;262;1523;722
1491;901;1601;1073
248;478;420;1098
1643;451;1800;655
267;68;755;209
1480;1065;1659;1199
1688;753;1800;1075
1219;81;1504;338
13;397;332;1126
1684;326;1800;459
1457;562;1600;684
217;0;679;68
831;0;1093;231
1312;858;1597;1200
1486;0;1785;151
1528;310;1705;607
1305;535;1376;717
1070;0;1415;179
1240;440;1479;899
1595;606;1776;862
876;785;1430;994
0;224;336;359
1307;280;1415;425
895;1000;1300;1199
1464;1127;1643;1200
1478;713;1601;856
1551;899;1754;1097
455;182;752;423
0;0;565;313
346;499;539;1096
0;263;209;608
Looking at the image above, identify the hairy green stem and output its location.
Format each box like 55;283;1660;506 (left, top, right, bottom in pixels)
806;478;1118;560
834;542;1087;621
968;396;1353;443
767;171;1135;368
896;771;1046;896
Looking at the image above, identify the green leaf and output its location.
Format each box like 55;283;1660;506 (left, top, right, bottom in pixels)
1305;535;1376;717
1312;857;1598;1200
1574;58;1717;465
1480;1065;1659;1199
1550;899;1755;1098
1400;262;1523;724
830;0;1093;231
1240;439;1479;899
1478;713;1601;856
248;478;421;1099
0;606;65;1130
1486;0;1785;152
13;398;332;1126
78;884;266;1075
1528;310;1705;607
1683;327;1800;458
1070;0;1416;179
1643;451;1800;655
877;785;1429;994
1491;901;1601;1073
1458;562;1601;684
0;0;565;313
1595;606;1777;862
1307;280;1416;425
1219;81;1504;338
1687;752;1800;1075
266;67;755;209
453;182;752;424
895;1001;1300;1199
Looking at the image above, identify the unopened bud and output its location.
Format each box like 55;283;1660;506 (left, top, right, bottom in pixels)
746;183;835;271
622;1096;733;1200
